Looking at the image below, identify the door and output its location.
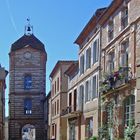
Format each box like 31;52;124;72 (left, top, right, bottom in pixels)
69;122;76;140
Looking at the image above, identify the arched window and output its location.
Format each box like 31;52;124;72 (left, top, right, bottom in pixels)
24;75;32;89
24;98;32;115
124;95;135;126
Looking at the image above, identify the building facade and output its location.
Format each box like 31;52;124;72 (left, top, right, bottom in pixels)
74;8;106;140
8;24;47;140
44;91;51;140
49;61;74;140
61;61;80;140
60;0;140;139
0;66;8;140
99;0;140;139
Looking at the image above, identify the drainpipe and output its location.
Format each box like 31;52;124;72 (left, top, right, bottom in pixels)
78;114;81;140
98;28;102;139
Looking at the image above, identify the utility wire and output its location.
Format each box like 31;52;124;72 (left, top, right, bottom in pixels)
6;0;19;37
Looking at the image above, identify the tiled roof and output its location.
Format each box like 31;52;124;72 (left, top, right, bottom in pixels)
11;34;46;52
74;7;107;45
64;61;79;76
49;60;75;78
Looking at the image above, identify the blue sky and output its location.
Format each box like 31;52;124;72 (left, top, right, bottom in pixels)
0;0;111;116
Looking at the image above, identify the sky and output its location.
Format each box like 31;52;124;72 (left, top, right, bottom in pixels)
0;0;111;116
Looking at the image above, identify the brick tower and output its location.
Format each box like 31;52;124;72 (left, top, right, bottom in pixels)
9;21;47;140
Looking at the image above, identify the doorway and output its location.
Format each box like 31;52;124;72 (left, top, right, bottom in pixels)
22;124;35;140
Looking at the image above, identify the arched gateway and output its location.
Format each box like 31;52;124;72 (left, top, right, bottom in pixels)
22;124;35;140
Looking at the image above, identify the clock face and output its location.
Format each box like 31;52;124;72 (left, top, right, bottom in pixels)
24;52;32;59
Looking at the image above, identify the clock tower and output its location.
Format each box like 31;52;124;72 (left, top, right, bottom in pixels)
9;21;47;140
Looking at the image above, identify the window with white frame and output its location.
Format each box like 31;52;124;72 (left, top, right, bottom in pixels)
108;20;114;42
120;39;129;67
85;117;93;138
121;6;128;30
85;81;90;102
80;54;84;75
92;75;98;99
107;51;115;73
24;98;32;115
124;95;135;127
93;40;99;64
107;103;114;140
78;85;84;111
86;47;91;69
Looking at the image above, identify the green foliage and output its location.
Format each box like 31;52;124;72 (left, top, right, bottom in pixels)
98;125;109;140
124;119;136;140
89;136;98;140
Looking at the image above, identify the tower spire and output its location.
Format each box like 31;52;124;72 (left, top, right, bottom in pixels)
25;18;33;35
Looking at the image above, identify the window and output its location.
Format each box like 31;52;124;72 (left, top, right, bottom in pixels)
52;104;54;117
24;98;32;115
57;77;59;92
120;40;129;67
124;95;135;127
55;102;56;115
78;85;84;111
93;40;99;64
108;20;114;42
55;81;56;94
57;100;59;114
74;89;77;111
85;81;90;102
52;84;54;97
121;6;128;30
107;103;114;140
107;51;115;73
52;124;56;138
86;48;91;69
69;93;72;107
80;55;84;75
92;75;98;99
24;75;32;89
85;117;93;138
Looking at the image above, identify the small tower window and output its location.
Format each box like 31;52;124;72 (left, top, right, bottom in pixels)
24;98;32;115
24;75;32;89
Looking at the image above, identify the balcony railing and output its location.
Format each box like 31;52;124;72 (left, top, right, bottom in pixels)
61;105;78;117
100;67;133;94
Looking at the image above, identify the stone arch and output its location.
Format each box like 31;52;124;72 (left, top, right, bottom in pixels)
22;124;35;140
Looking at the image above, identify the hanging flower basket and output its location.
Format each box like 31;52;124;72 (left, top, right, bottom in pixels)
100;67;132;94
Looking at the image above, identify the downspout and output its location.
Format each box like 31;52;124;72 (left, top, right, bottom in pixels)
98;27;102;139
78;114;81;140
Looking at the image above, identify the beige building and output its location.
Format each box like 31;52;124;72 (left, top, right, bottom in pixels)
0;66;8;140
49;61;74;140
74;8;106;140
61;61;80;140
61;8;106;140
